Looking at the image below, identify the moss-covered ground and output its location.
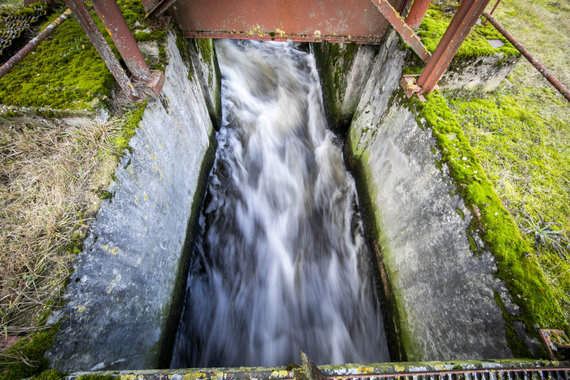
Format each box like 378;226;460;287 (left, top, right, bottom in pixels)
0;0;166;110
422;0;569;322
408;0;569;352
408;91;568;356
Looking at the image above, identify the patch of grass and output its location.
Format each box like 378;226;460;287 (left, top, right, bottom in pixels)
441;0;570;321
0;105;146;353
407;91;568;356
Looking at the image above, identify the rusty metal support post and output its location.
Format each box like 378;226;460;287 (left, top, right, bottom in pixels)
417;0;490;93
0;9;72;80
66;0;138;99
370;0;432;63
406;0;432;30
482;0;501;25
483;12;569;101
91;0;150;81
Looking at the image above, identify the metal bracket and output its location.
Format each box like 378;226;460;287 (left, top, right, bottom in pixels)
539;329;570;360
400;75;426;102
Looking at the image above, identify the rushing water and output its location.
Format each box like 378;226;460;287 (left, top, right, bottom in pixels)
171;40;389;368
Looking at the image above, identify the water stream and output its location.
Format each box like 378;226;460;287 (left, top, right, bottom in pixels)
171;40;389;368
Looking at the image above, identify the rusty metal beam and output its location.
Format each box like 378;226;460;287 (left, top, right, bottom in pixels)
173;0;405;44
91;0;151;81
0;9;72;79
482;0;501;25
406;0;432;30
417;0;490;93
483;12;569;102
141;0;176;17
370;0;431;62
66;0;138;99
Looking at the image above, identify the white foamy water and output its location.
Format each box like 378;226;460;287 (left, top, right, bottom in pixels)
171;40;389;367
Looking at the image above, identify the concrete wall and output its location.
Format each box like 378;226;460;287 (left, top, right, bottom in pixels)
315;31;515;361
47;31;217;372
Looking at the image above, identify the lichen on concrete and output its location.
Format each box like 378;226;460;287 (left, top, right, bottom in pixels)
46;30;216;372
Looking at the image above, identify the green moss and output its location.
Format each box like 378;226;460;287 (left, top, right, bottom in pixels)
32;369;65;380
113;102;146;158
0;328;58;380
416;8;520;60
445;85;570;321
75;375;115;380
406;91;569;355
313;42;360;131
0;13;114;110
197;38;213;63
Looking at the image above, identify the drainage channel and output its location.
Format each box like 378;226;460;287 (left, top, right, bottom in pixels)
170;39;390;367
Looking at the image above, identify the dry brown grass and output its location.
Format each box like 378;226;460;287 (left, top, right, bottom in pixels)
0;114;119;337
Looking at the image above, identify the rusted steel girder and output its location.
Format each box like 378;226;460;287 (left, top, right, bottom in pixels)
66;0;138;99
483;12;570;102
405;0;432;30
172;0;406;43
417;0;490;93
370;0;431;62
91;0;150;81
0;9;72;80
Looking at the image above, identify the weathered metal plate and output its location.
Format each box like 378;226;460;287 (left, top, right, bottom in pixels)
171;0;406;43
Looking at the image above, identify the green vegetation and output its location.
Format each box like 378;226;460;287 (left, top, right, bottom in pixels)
417;7;519;59
427;0;570;322
446;87;569;320
408;91;568;355
0;328;58;380
0;0;167;111
0;11;114;110
113;102;147;156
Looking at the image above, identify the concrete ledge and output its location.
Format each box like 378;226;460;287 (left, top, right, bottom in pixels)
46;31;216;372
65;360;568;379
441;53;518;91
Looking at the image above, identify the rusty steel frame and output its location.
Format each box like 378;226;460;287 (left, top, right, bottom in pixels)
417;0;490;93
172;0;407;44
91;0;151;81
483;12;570;102
0;9;72;79
66;0;138;99
370;0;431;62
405;0;432;30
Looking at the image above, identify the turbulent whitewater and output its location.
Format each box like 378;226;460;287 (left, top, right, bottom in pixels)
171;40;389;367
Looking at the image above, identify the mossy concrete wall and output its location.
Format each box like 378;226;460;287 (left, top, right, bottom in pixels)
46;31;218;372
441;54;518;91
315;31;519;361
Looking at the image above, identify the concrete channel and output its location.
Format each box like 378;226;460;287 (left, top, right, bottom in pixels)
45;27;557;375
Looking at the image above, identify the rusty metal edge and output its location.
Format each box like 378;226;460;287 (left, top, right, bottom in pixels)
369;0;432;62
183;31;386;44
